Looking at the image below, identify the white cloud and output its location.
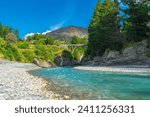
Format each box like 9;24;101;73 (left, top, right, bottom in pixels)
42;21;65;35
24;32;40;39
24;21;65;39
24;33;34;39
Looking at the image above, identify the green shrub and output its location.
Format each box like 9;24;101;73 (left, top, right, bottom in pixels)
34;39;46;45
45;36;55;45
22;49;35;62
71;36;88;44
54;40;69;45
0;52;4;59
62;50;73;59
5;44;25;62
72;47;85;61
17;42;30;49
0;37;6;46
1;47;15;61
35;45;54;61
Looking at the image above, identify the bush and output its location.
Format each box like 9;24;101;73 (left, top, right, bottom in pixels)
5;44;25;62
72;47;85;61
62;50;73;59
0;37;6;46
35;45;54;61
1;46;15;61
71;36;88;44
22;49;35;62
34;39;46;45
0;52;4;59
45;36;55;45
17;42;30;49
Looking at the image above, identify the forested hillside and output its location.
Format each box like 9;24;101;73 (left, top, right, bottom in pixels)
0;0;149;67
0;24;87;67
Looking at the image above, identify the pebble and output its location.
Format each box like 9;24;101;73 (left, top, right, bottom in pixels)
0;61;57;100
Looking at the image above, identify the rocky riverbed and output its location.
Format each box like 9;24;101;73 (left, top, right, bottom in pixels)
74;66;150;74
0;59;57;100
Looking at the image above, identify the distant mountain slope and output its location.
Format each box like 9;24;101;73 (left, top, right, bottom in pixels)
45;26;88;41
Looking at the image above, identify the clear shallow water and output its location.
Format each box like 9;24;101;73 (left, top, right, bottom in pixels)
31;67;150;100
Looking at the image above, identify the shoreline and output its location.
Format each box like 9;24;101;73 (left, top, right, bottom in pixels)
1;58;150;100
0;59;58;100
74;66;150;74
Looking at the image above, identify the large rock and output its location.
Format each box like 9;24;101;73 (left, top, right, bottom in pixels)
137;40;148;55
123;47;137;58
54;55;63;66
93;56;101;62
33;58;56;68
108;55;150;66
62;58;74;66
54;55;75;66
81;56;93;65
106;51;120;60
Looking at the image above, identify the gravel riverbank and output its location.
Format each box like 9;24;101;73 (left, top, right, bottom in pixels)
74;66;150;74
0;60;56;100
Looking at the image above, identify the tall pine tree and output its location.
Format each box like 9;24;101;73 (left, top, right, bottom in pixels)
121;0;150;42
88;0;122;56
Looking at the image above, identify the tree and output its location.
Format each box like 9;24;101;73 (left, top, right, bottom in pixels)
3;26;10;39
121;0;150;41
14;29;19;39
45;36;55;45
71;36;88;44
5;33;17;42
0;23;3;37
88;0;122;56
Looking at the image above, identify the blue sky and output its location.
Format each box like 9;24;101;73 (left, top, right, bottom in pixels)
0;0;97;38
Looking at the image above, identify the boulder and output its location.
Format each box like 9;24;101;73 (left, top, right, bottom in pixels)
106;51;120;60
54;55;74;66
62;57;73;66
107;55;150;66
137;40;148;55
93;56;101;62
81;40;150;67
54;55;63;66
123;47;136;58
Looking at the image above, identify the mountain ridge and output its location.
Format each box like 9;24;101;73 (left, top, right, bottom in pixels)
45;26;88;41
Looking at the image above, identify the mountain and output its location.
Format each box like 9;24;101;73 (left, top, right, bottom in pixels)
45;26;88;41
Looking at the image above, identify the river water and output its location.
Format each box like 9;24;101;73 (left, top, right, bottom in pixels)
31;67;150;100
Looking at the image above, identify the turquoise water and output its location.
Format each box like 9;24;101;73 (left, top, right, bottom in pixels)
31;67;150;100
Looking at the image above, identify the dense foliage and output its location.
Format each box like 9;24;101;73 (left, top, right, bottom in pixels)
0;24;86;64
121;0;150;42
88;0;150;57
88;0;123;56
0;22;19;39
71;36;88;44
1;0;148;63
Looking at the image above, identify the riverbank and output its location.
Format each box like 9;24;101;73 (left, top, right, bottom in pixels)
74;66;150;74
0;59;57;100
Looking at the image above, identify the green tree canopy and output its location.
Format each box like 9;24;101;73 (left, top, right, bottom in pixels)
88;0;122;56
121;0;150;41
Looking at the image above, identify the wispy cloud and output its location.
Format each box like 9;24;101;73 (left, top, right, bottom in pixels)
24;21;65;39
42;21;65;35
24;33;39;39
